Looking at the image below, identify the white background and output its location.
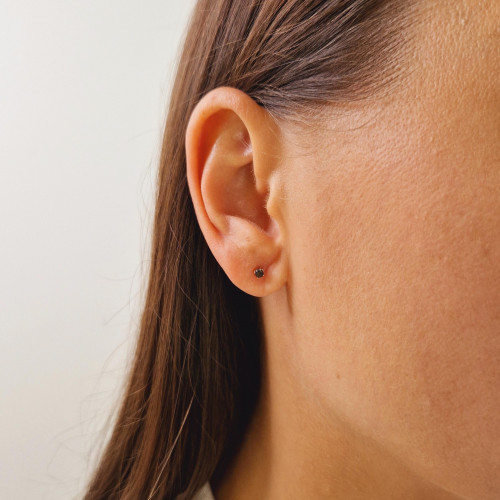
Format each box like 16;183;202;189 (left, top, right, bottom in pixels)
0;1;196;498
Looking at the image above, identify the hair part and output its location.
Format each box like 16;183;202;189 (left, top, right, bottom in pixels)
85;1;421;498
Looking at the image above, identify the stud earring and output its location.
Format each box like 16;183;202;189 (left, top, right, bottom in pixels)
254;268;265;279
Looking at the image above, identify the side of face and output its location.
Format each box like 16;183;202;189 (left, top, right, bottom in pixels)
280;0;500;497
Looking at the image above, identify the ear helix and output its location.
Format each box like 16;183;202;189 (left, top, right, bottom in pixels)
254;267;265;279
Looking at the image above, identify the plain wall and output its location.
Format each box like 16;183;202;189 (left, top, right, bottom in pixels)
0;1;196;498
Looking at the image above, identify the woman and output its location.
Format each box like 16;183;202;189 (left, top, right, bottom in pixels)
85;0;500;498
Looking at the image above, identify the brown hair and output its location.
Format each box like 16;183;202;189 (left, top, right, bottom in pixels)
85;1;419;498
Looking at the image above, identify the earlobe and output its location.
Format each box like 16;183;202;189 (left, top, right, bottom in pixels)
185;87;287;297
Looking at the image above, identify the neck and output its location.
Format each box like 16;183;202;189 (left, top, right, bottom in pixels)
212;293;462;500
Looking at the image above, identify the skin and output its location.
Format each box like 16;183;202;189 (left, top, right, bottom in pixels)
185;1;500;499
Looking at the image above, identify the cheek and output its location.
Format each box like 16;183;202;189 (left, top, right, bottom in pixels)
284;130;500;492
280;2;500;495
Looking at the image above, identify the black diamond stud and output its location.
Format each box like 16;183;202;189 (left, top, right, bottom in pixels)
254;268;265;279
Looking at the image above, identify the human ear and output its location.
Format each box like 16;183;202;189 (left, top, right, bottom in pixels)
185;87;287;297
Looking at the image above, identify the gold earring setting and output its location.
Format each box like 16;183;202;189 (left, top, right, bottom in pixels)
254;268;264;279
